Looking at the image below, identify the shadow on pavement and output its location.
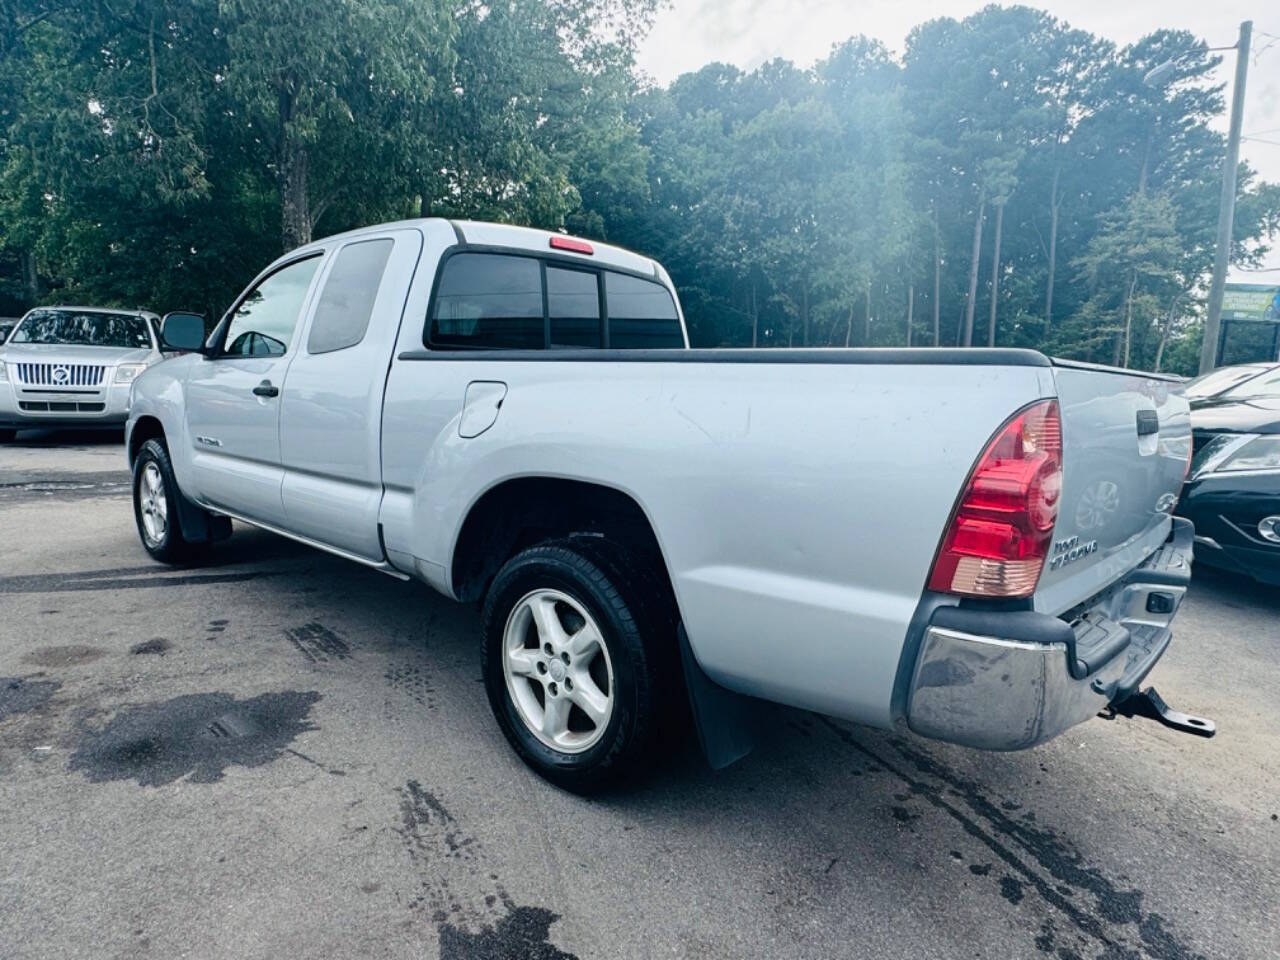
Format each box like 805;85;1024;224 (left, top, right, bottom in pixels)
1189;564;1280;610
7;427;125;448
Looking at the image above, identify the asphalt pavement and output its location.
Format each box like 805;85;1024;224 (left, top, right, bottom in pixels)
1;430;1277;960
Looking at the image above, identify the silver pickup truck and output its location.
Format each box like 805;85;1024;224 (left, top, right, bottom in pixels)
126;218;1204;791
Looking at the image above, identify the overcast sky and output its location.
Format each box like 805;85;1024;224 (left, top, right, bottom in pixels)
635;1;1280;278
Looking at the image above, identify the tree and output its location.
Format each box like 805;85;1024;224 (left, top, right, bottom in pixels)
3;2;1279;370
1069;192;1180;366
218;0;455;250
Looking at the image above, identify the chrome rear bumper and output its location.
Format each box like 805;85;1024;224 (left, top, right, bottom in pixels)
905;518;1193;751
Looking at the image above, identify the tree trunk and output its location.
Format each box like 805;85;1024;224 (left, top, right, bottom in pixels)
844;304;853;347
1137;132;1152;196
906;284;914;347
1154;298;1178;373
279;84;310;251
281;140;310;250
962;195;986;346
864;285;872;344
750;281;759;348
987;201;1004;348
1045;165;1060;336
932;205;941;347
1117;271;1138;367
801;281;809;347
21;249;39;304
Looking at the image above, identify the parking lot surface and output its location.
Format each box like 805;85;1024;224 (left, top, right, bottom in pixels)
2;432;1278;960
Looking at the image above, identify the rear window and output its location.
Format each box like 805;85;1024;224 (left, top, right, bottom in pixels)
429;253;543;349
426;251;683;351
605;273;683;348
548;266;601;348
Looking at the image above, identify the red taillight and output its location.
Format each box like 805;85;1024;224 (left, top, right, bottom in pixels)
927;399;1063;598
549;235;593;255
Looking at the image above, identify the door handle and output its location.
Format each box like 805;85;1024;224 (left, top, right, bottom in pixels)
253;380;279;398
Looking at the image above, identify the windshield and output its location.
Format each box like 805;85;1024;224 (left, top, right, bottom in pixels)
1223;366;1280;400
1184;366;1269;400
10;309;152;348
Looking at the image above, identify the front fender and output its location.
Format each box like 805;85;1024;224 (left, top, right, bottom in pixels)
127;355;197;491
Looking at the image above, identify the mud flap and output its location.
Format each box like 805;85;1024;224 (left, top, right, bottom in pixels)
679;625;766;770
175;493;232;544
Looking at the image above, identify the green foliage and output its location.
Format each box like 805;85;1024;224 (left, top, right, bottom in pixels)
1;2;1277;367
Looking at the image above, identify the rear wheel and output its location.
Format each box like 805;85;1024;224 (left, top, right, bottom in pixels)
132;438;205;564
481;538;675;792
0;429;15;443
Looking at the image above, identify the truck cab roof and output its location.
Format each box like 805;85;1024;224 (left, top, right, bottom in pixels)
307;218;664;282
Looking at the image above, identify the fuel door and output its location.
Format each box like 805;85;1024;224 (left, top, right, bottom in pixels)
459;380;507;438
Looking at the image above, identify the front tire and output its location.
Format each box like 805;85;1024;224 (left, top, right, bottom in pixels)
0;429;16;443
481;538;672;792
132;438;203;564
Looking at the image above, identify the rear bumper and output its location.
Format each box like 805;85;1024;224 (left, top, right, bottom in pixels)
905;517;1193;750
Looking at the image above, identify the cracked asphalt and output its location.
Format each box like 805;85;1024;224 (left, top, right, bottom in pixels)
1;430;1278;960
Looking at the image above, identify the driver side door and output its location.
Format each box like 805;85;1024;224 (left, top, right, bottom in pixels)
184;253;324;524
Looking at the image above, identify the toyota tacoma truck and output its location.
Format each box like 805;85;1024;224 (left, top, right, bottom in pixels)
126;218;1207;791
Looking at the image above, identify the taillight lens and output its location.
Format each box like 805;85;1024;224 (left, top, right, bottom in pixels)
927;399;1063;598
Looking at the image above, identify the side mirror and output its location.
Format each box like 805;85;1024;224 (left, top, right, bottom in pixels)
160;311;206;353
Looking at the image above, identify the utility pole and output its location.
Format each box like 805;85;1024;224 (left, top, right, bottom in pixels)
1200;20;1252;375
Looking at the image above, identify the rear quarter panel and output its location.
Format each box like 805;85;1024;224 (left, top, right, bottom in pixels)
382;352;1053;728
1034;367;1191;616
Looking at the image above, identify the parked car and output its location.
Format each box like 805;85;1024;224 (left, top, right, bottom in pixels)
0;305;167;441
1177;374;1280;585
126;218;1202;790
0;318;18;343
1184;361;1280;404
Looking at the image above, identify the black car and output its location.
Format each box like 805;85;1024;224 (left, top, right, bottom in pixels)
1176;369;1280;585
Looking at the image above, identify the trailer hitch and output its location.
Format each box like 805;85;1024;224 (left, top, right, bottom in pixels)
1103;687;1216;738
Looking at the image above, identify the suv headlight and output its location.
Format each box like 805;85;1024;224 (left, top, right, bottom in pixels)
114;362;147;383
0;362;7;382
1216;435;1280;473
1193;433;1280;476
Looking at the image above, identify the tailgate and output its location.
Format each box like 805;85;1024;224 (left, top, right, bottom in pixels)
1035;361;1191;616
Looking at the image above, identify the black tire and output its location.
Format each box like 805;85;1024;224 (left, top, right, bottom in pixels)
0;429;15;443
481;537;678;792
132;438;206;564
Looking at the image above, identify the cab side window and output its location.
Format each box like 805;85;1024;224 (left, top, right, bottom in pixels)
605;271;684;349
221;255;322;358
429;253;543;349
308;239;394;354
